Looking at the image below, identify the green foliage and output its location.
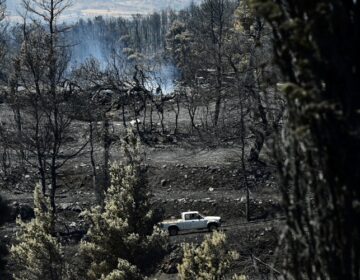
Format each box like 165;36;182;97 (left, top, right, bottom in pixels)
0;196;9;274
178;231;240;280
232;275;247;280
234;1;254;33
10;184;64;280
80;130;168;279
0;194;11;273
100;259;142;280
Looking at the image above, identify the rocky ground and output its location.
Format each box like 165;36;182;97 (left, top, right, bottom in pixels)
0;140;283;279
0;103;284;279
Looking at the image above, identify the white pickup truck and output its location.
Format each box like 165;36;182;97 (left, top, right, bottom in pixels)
160;211;222;236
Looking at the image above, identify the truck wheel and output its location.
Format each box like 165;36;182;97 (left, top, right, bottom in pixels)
208;224;218;232
169;227;179;236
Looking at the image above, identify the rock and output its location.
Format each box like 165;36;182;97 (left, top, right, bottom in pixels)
69;222;77;228
184;175;188;179
161;179;168;186
59;203;72;210
162;164;167;169
209;187;214;192
240;196;246;203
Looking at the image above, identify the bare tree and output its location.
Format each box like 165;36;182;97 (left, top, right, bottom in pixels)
72;59;118;204
5;0;87;216
191;0;237;126
170;91;182;134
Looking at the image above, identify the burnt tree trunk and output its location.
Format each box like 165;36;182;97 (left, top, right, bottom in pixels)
89;121;100;204
102;117;111;197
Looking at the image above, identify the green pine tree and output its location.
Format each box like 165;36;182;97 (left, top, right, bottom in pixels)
0;194;10;274
80;130;168;279
10;184;64;280
178;231;242;280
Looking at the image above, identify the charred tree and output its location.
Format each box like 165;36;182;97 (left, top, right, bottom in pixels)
250;0;360;279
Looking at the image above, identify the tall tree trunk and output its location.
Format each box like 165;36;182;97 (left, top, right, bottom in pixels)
50;162;57;216
103;117;111;196
174;100;180;134
214;95;222;126
248;128;266;162
150;103;154;132
240;100;250;222
14;107;25;169
121;103;127;129
89;121;100;204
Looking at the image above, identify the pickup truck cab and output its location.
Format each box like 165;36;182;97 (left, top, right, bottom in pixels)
160;211;222;236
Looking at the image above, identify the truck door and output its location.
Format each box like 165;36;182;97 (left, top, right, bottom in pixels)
192;213;207;229
183;213;195;230
185;213;207;230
